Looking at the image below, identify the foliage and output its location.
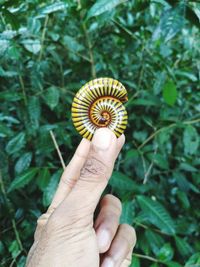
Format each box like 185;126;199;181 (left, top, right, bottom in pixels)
0;0;200;266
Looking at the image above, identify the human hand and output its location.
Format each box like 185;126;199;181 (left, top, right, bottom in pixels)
26;128;136;267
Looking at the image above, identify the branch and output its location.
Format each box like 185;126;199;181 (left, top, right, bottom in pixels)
19;75;27;106
0;171;24;253
138;123;176;150
138;116;200;150
82;22;96;78
143;144;158;184
133;252;162;263
50;130;66;170
38;15;49;62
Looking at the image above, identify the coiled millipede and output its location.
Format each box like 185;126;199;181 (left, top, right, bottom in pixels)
71;77;128;140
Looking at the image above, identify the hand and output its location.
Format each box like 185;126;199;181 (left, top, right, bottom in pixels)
26;128;136;267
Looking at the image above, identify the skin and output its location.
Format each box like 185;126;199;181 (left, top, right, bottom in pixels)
26;128;136;267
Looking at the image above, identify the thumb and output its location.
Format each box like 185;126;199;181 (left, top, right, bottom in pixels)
57;128;121;220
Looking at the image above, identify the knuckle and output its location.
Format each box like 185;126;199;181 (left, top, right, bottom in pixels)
46;213;59;230
80;156;108;179
61;174;77;188
123;258;132;267
101;194;122;215
36;210;52;227
46;209;65;231
101;212;119;225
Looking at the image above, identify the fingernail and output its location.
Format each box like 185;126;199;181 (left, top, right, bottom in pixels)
97;229;110;251
92;128;113;150
101;257;114;267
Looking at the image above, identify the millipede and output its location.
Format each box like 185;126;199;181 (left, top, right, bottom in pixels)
71;77;128;140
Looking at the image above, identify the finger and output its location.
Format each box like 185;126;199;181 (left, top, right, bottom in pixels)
94;194;122;253
101;224;136;267
57;128;124;223
120;249;133;267
35;138;91;240
49;138;91;210
51;133;124;212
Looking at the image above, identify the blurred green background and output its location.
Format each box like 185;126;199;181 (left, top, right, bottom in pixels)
0;0;200;266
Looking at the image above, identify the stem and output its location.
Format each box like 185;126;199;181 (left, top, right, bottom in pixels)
50;130;66;170
133;253;162;263
134;220;170;236
82;22;96;78
0;171;24;253
111;19;139;41
127;44;145;105
184;117;200;125
143;144;158;184
138;116;200;150
11;219;23;251
0;13;7;28
66;47;91;62
138;123;176;150
19;75;27;106
38;15;49;62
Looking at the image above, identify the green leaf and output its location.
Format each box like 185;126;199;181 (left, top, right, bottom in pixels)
174;236;193;257
152;6;184;42
183;125;199;155
157;243;174;262
179;162;197;172
17;256;26;267
0;123;13;137
8;240;20;258
0;91;22;101
0;240;5;255
174;171;199;194
0;39;9;55
177;190;190;209
36;168;51;191
163;80;177;106
130;256;140;267
175;70;198;82
120;201;134;224
6;132;26;155
185;5;200;29
28;96;41;129
131;98;160;107
150;264;159;267
87;0;126;18
185;253;200;266
137;196;176;235
109;171;138;192
147;153;169;170
63;35;84;52
0;115;20;124
166;261;183;267
125;149;139;160
44;86;60;110
8;168;38;192
39;2;68;15
133;0;150;12
43;169;62;206
0;66;18;77
15;152;32;174
21;39;41;54
145;230;165;255
2;9;20;29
